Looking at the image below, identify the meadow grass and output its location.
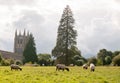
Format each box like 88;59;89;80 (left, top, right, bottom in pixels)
0;66;120;83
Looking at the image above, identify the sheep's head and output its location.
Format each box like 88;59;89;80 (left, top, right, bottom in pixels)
65;68;69;71
20;68;22;71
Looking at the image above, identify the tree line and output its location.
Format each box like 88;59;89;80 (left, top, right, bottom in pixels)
0;48;120;66
87;49;120;66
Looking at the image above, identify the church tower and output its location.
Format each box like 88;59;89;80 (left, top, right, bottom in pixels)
14;30;29;55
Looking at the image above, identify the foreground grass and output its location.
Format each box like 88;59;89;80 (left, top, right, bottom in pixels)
0;66;120;83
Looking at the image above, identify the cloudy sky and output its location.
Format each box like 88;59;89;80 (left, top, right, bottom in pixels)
0;0;120;58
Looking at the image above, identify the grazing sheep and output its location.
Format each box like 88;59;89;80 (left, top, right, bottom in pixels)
56;64;69;71
82;64;88;69
10;64;22;71
90;63;95;72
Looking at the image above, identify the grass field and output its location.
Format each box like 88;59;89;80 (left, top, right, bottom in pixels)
0;66;120;83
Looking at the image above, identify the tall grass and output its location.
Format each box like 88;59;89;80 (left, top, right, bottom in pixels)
0;66;120;83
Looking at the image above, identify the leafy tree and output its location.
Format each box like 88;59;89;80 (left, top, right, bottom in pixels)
67;46;81;64
105;56;112;65
112;54;120;66
9;59;14;64
73;55;81;61
1;59;10;66
97;59;103;66
72;55;86;66
23;34;38;64
52;5;77;65
38;54;52;66
38;54;51;61
112;51;120;58
15;60;22;65
76;60;84;66
88;57;97;65
97;49;112;65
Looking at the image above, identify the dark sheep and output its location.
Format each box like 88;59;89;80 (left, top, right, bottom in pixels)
82;64;88;69
10;64;22;71
56;64;69;71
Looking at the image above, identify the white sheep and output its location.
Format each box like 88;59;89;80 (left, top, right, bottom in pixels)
90;63;95;72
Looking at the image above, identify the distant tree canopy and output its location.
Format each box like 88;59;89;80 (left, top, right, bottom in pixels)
38;54;51;61
95;49;120;66
88;57;97;65
37;54;54;66
72;55;87;66
105;56;112;65
23;34;38;64
52;5;79;65
112;51;120;58
97;49;112;65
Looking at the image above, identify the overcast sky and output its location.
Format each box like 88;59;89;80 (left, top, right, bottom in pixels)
0;0;120;58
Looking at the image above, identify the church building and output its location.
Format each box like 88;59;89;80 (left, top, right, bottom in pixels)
14;30;29;55
0;30;29;61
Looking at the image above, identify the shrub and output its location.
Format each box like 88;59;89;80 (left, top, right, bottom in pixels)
96;59;103;66
105;56;112;65
9;59;15;64
112;54;120;66
76;60;84;66
88;57;97;65
1;59;10;66
15;60;22;65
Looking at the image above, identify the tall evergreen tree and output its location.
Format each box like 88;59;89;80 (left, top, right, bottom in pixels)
52;5;78;65
23;34;38;64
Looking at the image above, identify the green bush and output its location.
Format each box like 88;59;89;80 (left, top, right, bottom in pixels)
112;54;120;66
105;56;112;65
9;59;15;64
1;59;10;66
76;60;84;66
15;60;22;65
88;57;97;65
96;59;103;66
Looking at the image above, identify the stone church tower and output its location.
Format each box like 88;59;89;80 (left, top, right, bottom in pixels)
14;30;29;55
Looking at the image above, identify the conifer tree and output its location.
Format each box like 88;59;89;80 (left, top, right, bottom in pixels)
52;5;78;65
23;34;38;64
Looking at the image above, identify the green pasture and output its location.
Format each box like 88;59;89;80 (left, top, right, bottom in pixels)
0;66;120;83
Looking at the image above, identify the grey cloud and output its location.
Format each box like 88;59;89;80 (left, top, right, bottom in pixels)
115;0;120;3
0;39;13;52
77;14;120;57
75;8;108;29
13;10;45;30
0;0;36;6
12;10;58;54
